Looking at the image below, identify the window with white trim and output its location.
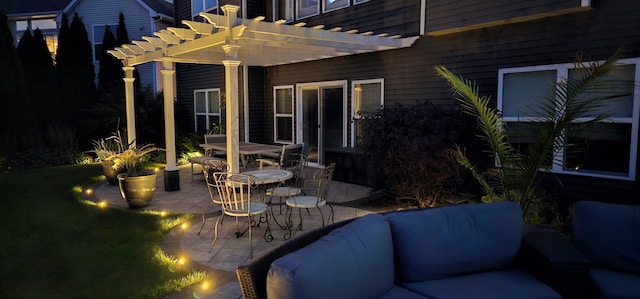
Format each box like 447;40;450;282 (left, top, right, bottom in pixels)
323;0;349;13
194;89;222;134
192;0;218;17
274;0;294;22
274;86;295;143
498;59;639;180
297;0;319;19
354;0;370;4
352;79;384;147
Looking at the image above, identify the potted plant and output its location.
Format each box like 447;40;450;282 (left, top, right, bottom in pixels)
89;131;126;185
113;142;163;209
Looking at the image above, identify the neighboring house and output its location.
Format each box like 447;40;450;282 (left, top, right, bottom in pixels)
118;0;640;204
61;0;174;91
5;0;174;92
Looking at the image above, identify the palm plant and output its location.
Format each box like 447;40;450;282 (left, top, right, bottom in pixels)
436;48;629;223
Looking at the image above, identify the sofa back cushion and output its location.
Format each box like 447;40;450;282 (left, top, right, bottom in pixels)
267;213;395;299
572;201;640;273
386;202;523;282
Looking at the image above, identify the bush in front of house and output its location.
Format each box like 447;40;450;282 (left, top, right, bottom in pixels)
359;101;483;208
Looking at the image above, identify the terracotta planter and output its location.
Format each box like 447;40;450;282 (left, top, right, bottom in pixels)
101;160;126;185
117;172;157;209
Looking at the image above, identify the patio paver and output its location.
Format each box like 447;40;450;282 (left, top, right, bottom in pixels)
92;164;373;298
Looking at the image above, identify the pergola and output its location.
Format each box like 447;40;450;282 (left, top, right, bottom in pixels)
109;4;417;188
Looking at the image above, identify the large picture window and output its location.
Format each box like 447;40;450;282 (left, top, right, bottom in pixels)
352;79;384;147
498;59;639;180
323;0;349;13
194;89;221;134
274;86;295;143
297;0;319;19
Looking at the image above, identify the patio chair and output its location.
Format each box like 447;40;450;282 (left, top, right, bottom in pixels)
256;143;304;170
210;173;272;258
197;159;229;235
265;153;308;219
283;163;336;240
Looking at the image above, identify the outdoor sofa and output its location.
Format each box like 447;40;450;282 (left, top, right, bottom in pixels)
571;201;640;298
237;201;585;299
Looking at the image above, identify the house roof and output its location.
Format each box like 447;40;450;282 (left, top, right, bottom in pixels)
4;0;72;18
110;5;418;67
61;0;174;22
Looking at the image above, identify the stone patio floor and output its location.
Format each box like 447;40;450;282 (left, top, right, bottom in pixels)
91;164;373;298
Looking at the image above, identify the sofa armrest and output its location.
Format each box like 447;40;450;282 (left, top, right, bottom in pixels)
235;218;355;299
519;225;591;299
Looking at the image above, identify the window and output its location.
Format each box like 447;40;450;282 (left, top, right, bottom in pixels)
274;86;295;143
194;89;222;134
192;0;218;17
274;0;294;22
15;18;58;59
498;59;639;180
351;79;384;146
323;0;349;13
354;0;370;4
92;24;116;61
297;0;319;19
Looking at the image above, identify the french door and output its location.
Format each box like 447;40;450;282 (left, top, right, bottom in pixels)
297;81;347;165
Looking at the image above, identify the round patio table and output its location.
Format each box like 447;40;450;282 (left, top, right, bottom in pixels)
241;169;293;185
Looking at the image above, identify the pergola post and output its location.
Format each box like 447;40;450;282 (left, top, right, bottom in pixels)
161;60;180;191
123;66;136;146
223;56;241;174
222;5;242;174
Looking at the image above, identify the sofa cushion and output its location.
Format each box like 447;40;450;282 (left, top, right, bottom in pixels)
589;267;640;299
572;201;640;273
266;213;395;299
386;202;522;281
379;285;432;299
399;269;561;299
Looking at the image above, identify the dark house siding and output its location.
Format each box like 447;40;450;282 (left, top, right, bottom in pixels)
425;0;591;36
261;0;640;199
263;0;421;37
175;64;226;133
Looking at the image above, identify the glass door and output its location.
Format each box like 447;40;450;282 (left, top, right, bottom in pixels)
298;82;345;165
301;88;319;164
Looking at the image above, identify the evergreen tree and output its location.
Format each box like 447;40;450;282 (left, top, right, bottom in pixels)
116;12;141;88
19;28;63;143
94;25;125;137
55;13;74;126
116;12;130;46
98;25;123;91
0;10;36;153
56;12;97;148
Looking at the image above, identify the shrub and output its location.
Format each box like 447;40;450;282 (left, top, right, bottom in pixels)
359;101;482;208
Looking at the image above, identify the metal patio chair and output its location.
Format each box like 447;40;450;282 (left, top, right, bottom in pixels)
210;173;272;258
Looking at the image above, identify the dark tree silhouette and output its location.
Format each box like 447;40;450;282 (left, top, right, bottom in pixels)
0;10;35;153
56;12;97;148
98;25;123;91
19;28;63;144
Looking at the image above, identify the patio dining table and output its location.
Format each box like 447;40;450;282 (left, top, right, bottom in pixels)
200;142;283;167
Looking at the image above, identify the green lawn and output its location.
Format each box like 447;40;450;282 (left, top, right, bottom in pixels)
0;163;203;298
